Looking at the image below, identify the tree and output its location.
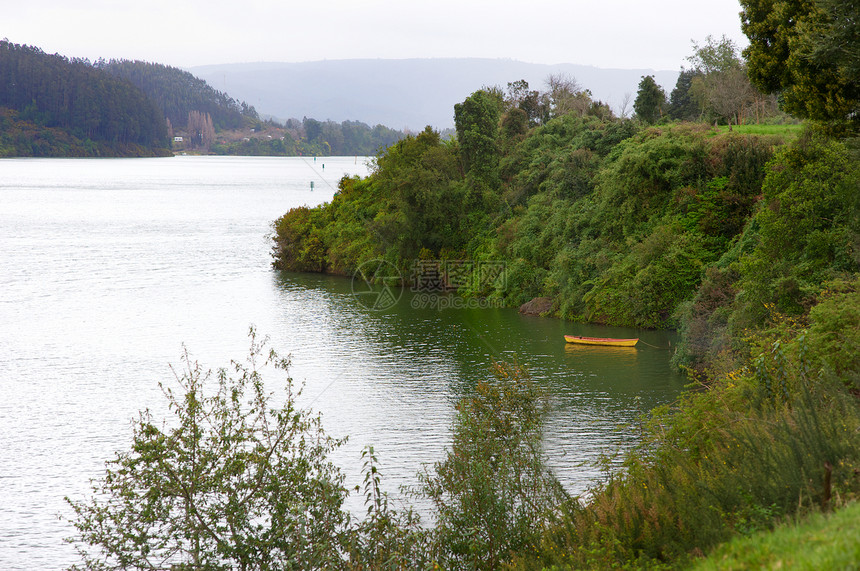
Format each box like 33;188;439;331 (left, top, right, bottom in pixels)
633;75;666;124
806;0;860;87
687;34;741;75
740;0;860;130
687;35;758;126
505;80;547;126
419;363;568;570
187;110;215;150
667;68;703;121
618;92;633;119
546;73;594;118
66;331;351;570
454;89;503;187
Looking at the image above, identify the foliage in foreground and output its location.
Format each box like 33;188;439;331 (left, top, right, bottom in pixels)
419;362;569;570
66;332;350;569
65;332;568;570
65;330;428;570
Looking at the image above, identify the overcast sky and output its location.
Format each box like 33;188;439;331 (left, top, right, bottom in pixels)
4;0;748;71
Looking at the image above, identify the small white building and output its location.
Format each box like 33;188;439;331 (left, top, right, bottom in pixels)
173;136;183;142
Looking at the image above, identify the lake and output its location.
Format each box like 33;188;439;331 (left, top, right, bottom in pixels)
0;156;685;569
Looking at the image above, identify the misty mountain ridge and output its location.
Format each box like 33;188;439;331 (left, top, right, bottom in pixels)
189;58;679;130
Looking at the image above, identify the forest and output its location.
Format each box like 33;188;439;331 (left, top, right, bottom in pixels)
99;59;258;133
0;43;407;158
0;41;170;156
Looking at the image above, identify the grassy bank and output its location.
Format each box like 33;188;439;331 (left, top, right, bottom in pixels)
716;123;805;136
693;502;860;570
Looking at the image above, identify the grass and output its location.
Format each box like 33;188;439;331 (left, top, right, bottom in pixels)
691;502;860;570
716;123;805;136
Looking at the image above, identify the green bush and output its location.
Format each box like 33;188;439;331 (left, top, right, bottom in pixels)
271;205;329;272
804;278;860;391
734;135;860;326
419;362;569;570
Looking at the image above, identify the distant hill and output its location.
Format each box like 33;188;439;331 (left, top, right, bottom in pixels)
100;60;258;131
189;58;680;129
0;41;170;156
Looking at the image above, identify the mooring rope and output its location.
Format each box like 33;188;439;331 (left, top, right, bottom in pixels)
638;339;669;349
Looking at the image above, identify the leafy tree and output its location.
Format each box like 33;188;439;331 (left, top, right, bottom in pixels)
303;117;324;143
735;135;860;324
806;0;860;88
740;0;860;130
454;88;504;186
633;75;666;124
66;331;351;570
667;68;703;121
500;107;529;145
372;126;465;259
687;35;758;126
687;34;742;75
419;362;568;570
505;79;549;126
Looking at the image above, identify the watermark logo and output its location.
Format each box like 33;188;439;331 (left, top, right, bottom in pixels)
410;259;506;293
351;258;507;311
410;293;505;310
351;259;403;311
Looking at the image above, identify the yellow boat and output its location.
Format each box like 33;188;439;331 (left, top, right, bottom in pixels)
564;335;639;347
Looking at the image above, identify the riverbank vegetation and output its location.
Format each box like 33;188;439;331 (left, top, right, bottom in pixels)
67;309;860;569
207;117;406;158
273;97;857;376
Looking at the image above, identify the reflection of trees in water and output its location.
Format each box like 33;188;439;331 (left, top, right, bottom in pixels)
563;343;638;364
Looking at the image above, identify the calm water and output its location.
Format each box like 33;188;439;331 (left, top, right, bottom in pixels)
0;156;685;569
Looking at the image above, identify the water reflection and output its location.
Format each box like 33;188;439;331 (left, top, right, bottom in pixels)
271;270;686;504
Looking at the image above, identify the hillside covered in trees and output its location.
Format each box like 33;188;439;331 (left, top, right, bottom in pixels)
98;59;258;133
0;42;407;158
0;41;170;157
274;92;857;370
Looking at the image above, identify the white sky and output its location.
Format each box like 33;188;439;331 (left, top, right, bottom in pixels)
3;0;748;71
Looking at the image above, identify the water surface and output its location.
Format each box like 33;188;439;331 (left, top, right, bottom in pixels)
0;156;685;569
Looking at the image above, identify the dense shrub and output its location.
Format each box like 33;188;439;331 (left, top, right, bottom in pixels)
733;135;860;326
419;363;569;570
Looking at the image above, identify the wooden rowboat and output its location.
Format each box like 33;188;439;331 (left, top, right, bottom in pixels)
564;335;639;347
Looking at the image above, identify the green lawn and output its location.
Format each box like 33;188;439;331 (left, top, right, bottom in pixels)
691;502;860;570
716;123;805;136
